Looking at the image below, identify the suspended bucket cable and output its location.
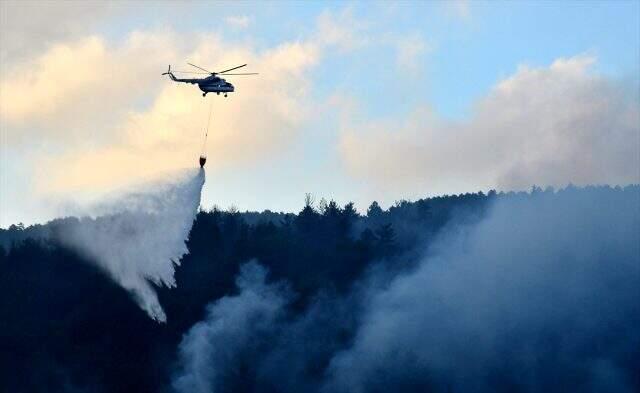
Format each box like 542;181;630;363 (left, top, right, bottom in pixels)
199;97;213;168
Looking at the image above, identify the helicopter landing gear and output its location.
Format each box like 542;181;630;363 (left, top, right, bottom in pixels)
202;92;207;97
224;93;228;97
216;92;220;95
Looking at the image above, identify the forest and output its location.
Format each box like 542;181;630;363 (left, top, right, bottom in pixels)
1;185;638;393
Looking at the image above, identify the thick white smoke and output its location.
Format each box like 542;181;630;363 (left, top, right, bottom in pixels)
172;261;289;393
60;168;205;322
171;186;640;392
324;187;640;392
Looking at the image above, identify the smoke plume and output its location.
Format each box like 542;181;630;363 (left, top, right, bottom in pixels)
325;187;640;392
172;186;640;392
60;168;205;322
172;261;290;392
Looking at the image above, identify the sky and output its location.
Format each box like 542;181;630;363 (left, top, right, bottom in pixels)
1;0;639;227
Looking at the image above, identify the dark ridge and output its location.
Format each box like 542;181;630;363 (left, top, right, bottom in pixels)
1;185;638;393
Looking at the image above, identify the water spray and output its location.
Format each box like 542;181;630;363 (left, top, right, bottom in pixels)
60;169;206;322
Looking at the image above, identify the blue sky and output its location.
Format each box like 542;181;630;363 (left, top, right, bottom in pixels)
1;0;638;226
98;1;639;118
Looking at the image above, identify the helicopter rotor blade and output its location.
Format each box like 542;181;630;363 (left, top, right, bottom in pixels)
187;62;214;74
173;70;210;74
218;72;259;76
216;64;247;74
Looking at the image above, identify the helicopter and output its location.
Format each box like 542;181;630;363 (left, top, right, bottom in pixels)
162;62;258;97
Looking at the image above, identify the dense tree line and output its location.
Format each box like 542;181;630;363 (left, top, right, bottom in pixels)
0;185;637;392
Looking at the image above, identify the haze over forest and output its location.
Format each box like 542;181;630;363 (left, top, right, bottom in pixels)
2;185;639;392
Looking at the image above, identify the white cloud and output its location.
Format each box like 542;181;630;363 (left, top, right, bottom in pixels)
225;15;251;29
0;31;183;144
0;0;115;62
1;8;365;199
32;36;320;193
0;6;375;225
339;55;640;199
447;0;471;21
395;33;429;72
316;7;369;52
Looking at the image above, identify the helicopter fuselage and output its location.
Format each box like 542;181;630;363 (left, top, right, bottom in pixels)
198;75;234;94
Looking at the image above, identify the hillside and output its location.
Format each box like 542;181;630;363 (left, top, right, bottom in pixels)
1;186;638;393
